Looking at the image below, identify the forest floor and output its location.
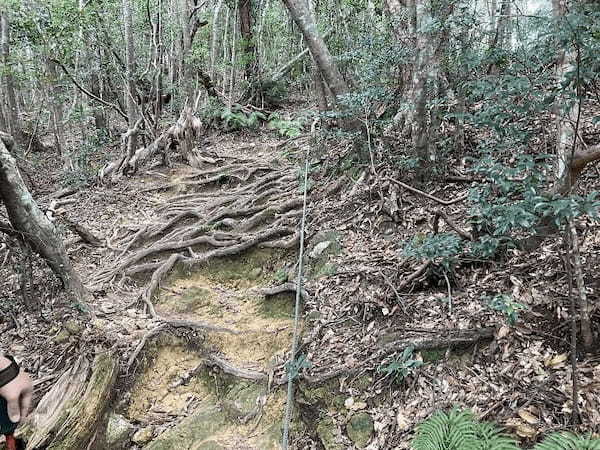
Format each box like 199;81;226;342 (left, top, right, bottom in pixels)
1;103;600;449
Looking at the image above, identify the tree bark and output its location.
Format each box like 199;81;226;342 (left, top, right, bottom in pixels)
0;133;90;304
239;0;256;81
210;0;225;80
123;0;139;160
25;353;118;450
281;0;349;104
45;59;73;171
388;0;450;179
1;10;20;140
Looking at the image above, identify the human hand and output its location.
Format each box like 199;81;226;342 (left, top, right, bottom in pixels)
0;356;32;423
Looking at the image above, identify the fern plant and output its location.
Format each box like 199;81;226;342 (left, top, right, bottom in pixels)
220;108;266;130
412;409;600;450
533;433;600;450
412;409;518;450
268;115;304;137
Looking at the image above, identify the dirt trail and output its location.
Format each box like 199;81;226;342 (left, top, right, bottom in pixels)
88;133;307;449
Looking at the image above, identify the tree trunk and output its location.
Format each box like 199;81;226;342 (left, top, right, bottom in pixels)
1;10;20;140
281;0;349;104
0;133;90;304
314;68;329;111
123;0;139;160
238;0;256;81
389;0;450;179
25;353;118;450
46;59;73;171
210;0;225;80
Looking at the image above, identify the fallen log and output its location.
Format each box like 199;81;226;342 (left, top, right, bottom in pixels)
22;352;118;449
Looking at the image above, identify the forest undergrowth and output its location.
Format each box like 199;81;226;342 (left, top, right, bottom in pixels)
1;98;600;448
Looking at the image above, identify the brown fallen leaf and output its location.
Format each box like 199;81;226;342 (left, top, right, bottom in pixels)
545;353;568;368
518;409;539;425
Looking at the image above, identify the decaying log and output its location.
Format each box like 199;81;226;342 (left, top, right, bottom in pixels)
376;326;495;348
99;107;204;182
23;353;118;449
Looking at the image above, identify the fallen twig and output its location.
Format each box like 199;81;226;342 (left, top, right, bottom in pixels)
386;177;468;206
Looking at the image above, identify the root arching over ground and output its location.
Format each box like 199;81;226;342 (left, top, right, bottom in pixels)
94;150;304;321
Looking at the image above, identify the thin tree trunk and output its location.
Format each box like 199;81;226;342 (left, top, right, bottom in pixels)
123;0;139;159
228;1;238;108
281;0;349;104
1;10;20;140
314;69;329;111
0;133;90;304
569;220;593;352
179;0;194;100
221;7;230;92
238;0;256;81
46;59;73;170
210;0;225;80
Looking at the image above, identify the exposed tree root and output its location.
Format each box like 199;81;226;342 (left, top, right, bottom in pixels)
93;148;304;363
258;282;310;302
205;354;269;381
302;327;495;384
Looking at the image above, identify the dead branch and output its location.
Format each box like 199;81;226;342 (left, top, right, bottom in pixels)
63;218;104;247
50;58;127;120
396;260;430;291
432;209;473;240
386;177;468;206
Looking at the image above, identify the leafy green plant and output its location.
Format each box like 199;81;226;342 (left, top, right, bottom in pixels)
267;114;304;137
404;233;464;272
412;409;519;450
488;294;526;325
412;409;600;450
377;346;423;382
533;433;600;450
220;108;266;130
285;354;312;380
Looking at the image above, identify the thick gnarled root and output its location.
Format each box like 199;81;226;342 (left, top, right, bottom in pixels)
94;153;303;317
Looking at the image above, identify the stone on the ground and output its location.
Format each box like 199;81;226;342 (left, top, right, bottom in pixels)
144;407;225;449
132;426;154;445
316;416;344;450
309;241;332;258
105;413;134;448
65;319;82;335
346;412;374;448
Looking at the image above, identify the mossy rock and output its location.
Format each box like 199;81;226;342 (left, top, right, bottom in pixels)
194;441;227;450
421;348;446;363
316;416;344;450
307;230;342;280
346;412;374;448
221;382;262;422
105;413;134;449
300;381;339;410
144;407;226;450
258;292;294;319
256;421;284;449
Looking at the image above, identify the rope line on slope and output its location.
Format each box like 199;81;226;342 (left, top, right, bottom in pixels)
281;148;310;450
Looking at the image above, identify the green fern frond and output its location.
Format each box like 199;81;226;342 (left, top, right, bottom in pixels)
412;409;518;450
533;432;600;450
476;422;519;450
